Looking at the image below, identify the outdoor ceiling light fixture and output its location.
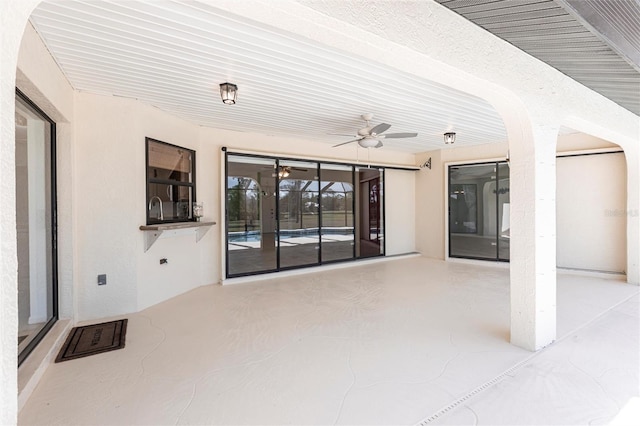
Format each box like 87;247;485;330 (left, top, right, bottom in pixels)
444;132;456;144
219;82;238;105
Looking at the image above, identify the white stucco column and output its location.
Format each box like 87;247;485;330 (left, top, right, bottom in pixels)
626;146;640;285
509;119;559;351
1;1;41;423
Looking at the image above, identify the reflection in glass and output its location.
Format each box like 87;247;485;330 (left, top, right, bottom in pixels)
448;162;510;260
146;139;195;223
449;164;496;259
358;168;384;258
321;164;354;262
497;163;510;260
16;93;56;364
226;155;278;276
279;161;320;268
148;183;193;221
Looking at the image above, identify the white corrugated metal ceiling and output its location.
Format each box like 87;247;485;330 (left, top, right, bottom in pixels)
28;0;509;154
435;0;640;116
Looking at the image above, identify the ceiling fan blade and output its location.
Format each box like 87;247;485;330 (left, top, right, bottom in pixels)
369;122;391;135
380;132;418;139
333;138;361;147
328;133;356;137
374;141;384;148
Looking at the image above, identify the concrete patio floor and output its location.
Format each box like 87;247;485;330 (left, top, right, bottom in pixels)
18;257;639;425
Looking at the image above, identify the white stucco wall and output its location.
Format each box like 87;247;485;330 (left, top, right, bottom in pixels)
1;3;43;423
74;93;202;317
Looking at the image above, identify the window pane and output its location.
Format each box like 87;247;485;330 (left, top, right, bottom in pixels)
449;164;497;259
278;161;320;268
148;183;193;222
357;168;384;258
497;163;510;261
321;163;354;262
226;155;278;276
148;140;193;183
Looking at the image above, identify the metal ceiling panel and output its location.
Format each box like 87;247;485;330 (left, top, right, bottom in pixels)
563;0;640;68
436;0;640;115
29;0;508;154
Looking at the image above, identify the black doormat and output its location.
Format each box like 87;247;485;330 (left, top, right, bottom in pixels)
55;319;128;363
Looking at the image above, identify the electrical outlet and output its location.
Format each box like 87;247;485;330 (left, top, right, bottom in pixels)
97;274;107;285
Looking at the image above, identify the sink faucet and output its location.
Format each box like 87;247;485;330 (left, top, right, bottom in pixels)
148;196;163;221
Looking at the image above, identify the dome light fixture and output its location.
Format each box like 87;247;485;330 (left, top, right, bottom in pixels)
219;82;238;105
444;132;456;144
358;137;380;148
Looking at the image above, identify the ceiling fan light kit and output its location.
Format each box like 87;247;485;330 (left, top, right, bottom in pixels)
359;138;381;148
219;82;238;104
332;114;418;149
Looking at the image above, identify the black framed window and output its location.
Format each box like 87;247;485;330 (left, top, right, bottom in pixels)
16;88;58;366
146;138;196;224
448;161;510;261
320;163;355;263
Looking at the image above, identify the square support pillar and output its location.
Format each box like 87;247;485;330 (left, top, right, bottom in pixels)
626;147;640;285
509;124;558;351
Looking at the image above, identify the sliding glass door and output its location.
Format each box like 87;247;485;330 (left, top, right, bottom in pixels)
226;156;278;276
278;160;320;269
358;168;384;258
16;90;57;365
226;153;382;278
448;161;509;261
320;163;355;263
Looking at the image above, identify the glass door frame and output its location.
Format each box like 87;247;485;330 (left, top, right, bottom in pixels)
224;151;385;278
16;88;59;366
447;160;510;262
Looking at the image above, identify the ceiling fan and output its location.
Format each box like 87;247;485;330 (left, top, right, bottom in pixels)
333;113;418;148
